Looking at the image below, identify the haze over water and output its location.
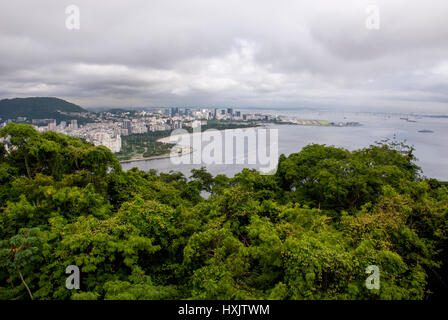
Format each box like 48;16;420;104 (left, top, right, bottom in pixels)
122;110;448;181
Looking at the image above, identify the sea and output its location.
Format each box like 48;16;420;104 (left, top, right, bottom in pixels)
121;110;448;181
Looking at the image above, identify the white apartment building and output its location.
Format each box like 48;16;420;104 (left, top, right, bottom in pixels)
91;132;122;153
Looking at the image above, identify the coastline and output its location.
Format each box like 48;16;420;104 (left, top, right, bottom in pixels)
119;125;262;164
155;125;263;144
119;147;194;163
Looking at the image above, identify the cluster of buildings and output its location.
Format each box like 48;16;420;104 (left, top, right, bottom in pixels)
158;107;272;122
27;119;121;153
0;107;276;154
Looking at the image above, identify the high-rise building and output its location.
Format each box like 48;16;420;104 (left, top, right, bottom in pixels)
92;132;121;153
123;120;131;135
170;107;179;117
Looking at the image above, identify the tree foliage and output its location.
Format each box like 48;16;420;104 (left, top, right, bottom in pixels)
0;124;446;300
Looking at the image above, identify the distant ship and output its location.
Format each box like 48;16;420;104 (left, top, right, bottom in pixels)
418;129;434;133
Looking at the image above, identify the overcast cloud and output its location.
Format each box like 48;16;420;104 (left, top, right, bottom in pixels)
0;0;447;112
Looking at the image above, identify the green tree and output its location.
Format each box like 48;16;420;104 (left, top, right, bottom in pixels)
0;228;42;299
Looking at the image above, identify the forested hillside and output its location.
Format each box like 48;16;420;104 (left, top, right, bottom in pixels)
0;123;446;300
0;97;87;120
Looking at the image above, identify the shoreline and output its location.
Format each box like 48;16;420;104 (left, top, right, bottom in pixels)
155;125;263;144
119;125;262;164
119;147;194;163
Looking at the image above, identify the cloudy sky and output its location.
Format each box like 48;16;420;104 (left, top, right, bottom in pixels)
0;0;448;112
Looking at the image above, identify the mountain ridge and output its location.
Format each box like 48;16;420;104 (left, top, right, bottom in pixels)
0;97;88;120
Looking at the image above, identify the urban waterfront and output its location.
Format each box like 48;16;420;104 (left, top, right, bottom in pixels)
122;110;448;181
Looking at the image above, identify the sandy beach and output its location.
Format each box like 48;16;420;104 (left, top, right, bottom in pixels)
156;126;263;143
119;126;262;164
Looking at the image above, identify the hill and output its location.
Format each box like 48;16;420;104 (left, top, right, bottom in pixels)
0;97;88;121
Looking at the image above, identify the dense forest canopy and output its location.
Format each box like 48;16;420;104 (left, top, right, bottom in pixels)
0;123;446;300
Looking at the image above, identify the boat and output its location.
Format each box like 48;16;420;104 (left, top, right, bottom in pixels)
418;129;434;133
